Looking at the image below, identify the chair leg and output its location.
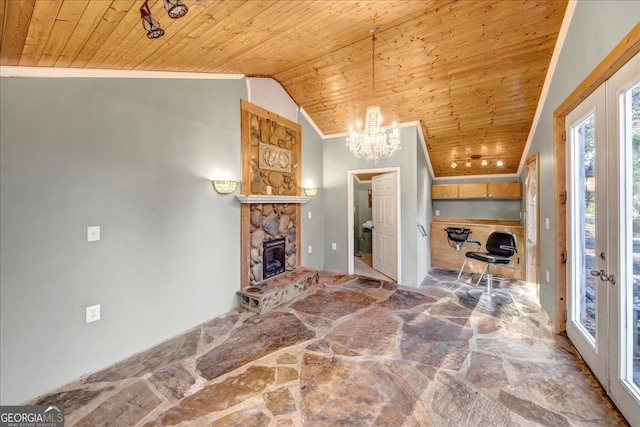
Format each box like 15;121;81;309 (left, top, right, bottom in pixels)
456;258;469;281
474;264;489;287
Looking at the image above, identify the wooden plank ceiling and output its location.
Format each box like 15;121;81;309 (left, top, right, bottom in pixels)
0;0;567;177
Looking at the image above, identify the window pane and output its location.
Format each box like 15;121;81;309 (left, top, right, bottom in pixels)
628;82;640;388
574;113;597;338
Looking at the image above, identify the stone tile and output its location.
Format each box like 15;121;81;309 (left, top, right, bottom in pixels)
144;366;275;426
202;313;241;346
428;300;474;317
148;363;195;402
505;314;554;339
196;312;314;381
276;367;299;384
475;315;503;334
276;353;298;364
324;307;399;356
399;314;472;370
31;386;115;416
299;353;431;426
289;288;377;320
456;290;520;320
431;372;517;426
275;419;295;427
75;380;161;427
464;352;508;388
210;408;271;427
379;289;436;310
497;390;570;426
344;276;384;290
305;339;332;354
476;335;573;362
85;329;201;382
263;387;296;416
506;359;627;423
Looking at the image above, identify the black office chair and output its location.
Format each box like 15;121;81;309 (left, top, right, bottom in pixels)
456;231;518;303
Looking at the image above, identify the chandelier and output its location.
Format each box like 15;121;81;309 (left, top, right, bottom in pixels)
346;27;401;163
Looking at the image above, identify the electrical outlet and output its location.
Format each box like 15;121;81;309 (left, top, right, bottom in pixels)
86;304;100;323
87;226;100;242
435;210;440;217
308;245;312;253
308;211;312;219
332;243;337;250
546;270;550;283
545;218;550;229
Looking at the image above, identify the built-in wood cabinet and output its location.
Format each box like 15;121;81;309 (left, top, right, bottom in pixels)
432;182;521;200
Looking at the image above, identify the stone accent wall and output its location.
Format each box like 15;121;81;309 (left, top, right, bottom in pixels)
248;114;300;196
249;203;297;285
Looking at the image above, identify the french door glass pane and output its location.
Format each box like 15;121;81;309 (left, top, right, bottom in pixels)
628;82;639;388
575;113;597;338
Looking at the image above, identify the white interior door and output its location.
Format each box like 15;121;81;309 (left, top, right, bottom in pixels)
567;52;640;426
372;172;398;280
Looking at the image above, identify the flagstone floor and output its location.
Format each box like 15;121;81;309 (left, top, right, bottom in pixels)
30;269;628;426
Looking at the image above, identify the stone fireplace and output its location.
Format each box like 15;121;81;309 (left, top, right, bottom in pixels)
235;101;318;313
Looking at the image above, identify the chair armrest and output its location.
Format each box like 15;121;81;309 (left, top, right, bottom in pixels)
499;245;517;253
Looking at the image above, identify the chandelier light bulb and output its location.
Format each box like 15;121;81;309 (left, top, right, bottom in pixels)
497;159;504;167
465;161;471;168
451;162;457;169
481;159;488;166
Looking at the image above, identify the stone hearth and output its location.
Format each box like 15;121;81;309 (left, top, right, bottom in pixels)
237;268;318;313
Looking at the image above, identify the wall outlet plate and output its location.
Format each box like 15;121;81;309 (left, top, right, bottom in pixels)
87;226;100;242
308;245;312;253
332;243;337;250
86;304;100;323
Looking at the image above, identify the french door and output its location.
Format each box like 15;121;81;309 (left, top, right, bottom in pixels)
566;53;640;426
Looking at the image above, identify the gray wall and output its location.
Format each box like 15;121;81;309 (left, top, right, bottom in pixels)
524;0;640;324
432;177;522;221
322;127;424;287
299;113;325;269
0;76;325;404
416;135;431;280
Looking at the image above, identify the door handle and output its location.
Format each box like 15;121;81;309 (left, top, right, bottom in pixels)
589;269;616;285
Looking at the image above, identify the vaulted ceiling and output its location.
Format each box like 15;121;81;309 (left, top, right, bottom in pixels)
0;0;567;177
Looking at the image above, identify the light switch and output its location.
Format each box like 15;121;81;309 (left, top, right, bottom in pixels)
544;218;550;229
87;226;100;242
308;211;312;219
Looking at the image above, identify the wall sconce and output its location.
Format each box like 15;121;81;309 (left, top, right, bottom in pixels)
212;180;237;195
304;188;318;197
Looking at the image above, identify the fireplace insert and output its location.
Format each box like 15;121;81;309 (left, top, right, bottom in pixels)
263;238;286;279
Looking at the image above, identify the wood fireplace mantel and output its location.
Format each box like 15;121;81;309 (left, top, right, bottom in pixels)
236;195;311;204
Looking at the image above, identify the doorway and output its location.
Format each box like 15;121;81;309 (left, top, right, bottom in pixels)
525;153;540;299
565;52;639;424
347;167;401;283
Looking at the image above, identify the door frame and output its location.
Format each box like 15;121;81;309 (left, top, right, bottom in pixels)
553;24;640;333
347;167;402;283
525;152;540;297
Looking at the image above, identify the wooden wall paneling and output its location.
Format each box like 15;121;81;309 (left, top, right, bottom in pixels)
552;22;640;333
0;0;35;65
